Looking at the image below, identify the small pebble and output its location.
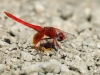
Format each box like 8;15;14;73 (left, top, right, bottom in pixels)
21;51;33;61
0;64;5;74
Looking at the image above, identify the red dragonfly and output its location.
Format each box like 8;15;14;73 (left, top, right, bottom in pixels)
4;12;75;51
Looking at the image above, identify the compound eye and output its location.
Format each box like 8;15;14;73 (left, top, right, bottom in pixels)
57;32;65;41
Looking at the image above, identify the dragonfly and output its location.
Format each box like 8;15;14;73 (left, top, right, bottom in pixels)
4;12;75;52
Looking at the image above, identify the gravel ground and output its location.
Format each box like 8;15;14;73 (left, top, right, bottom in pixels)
0;0;100;75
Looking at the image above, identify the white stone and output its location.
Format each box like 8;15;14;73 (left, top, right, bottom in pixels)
30;72;38;75
53;66;61;74
23;65;44;74
38;72;45;75
46;73;53;75
0;64;5;75
91;9;100;25
60;5;73;20
84;7;91;19
34;2;45;13
54;74;59;75
65;55;89;75
97;42;100;48
21;51;32;61
40;59;61;73
88;41;97;49
11;58;18;63
11;69;20;75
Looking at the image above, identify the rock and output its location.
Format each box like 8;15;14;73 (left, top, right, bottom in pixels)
97;42;100;48
54;74;59;75
91;8;100;25
53;66;61;74
60;65;69;74
30;72;38;75
11;64;18;70
11;69;20;75
11;58;18;63
35;54;42;62
46;73;53;75
1;72;11;75
42;56;50;62
95;68;100;75
84;7;91;21
88;41;97;49
51;17;62;28
77;22;92;33
65;55;89;75
38;72;45;75
34;2;45;13
6;65;10;71
0;64;5;75
21;51;33;61
23;65;44;74
41;60;61;73
60;5;73;20
9;25;20;36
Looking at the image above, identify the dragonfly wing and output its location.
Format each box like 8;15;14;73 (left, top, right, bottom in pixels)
55;28;76;42
63;32;76;41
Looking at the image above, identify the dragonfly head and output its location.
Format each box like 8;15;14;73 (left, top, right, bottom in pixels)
56;28;76;42
57;32;65;41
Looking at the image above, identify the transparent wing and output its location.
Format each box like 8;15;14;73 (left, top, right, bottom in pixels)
55;28;76;42
62;31;76;42
60;31;76;48
55;28;76;48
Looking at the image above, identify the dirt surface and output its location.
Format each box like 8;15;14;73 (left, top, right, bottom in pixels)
0;0;100;75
